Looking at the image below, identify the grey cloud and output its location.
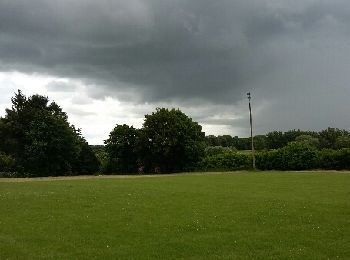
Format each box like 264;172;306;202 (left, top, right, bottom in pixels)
46;81;77;92
0;0;334;101
1;0;350;137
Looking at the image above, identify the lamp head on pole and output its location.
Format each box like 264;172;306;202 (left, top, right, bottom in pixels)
247;92;251;101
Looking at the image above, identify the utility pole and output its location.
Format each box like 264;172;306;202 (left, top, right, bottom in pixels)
247;92;256;169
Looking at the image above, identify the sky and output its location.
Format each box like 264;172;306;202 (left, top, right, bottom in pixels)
1;0;350;144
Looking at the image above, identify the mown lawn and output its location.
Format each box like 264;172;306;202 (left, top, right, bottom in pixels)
0;172;349;259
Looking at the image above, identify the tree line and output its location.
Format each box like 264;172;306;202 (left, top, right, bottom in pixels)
1;91;350;177
102;107;205;174
0;91;205;176
200;142;350;171
205;128;350;150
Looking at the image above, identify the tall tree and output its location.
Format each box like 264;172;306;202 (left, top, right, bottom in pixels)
0;90;99;176
104;124;139;173
141;108;205;173
318;127;349;149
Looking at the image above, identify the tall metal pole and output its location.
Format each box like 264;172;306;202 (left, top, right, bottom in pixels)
247;92;256;169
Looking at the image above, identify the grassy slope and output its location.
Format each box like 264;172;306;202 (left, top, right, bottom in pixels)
0;172;349;259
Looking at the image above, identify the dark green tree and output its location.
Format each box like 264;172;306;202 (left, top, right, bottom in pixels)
104;124;139;173
253;135;267;150
205;135;219;147
217;135;234;147
141;108;205;173
73;131;100;175
295;135;319;147
266;131;286;149
318;128;349;149
233;137;250;150
336;136;350;149
22;110;79;176
0;90;99;176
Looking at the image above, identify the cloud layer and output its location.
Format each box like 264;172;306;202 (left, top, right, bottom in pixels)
1;0;350;143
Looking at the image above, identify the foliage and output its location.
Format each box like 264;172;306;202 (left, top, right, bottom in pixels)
0;152;15;173
91;145;108;172
73;139;101;175
0;90;99;177
317;148;350;170
205;128;350;151
205;135;250;150
295;134;319;147
318;127;350;149
199;152;251;171
22;111;79;176
141;108;205;172
265;131;285;149
253;135;267;150
104;124;139;173
256;142;318;170
335;136;350;149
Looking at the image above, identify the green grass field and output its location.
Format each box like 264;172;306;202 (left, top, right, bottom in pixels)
1;172;349;259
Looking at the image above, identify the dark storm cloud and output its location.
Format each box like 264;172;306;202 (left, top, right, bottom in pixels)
1;0;347;102
1;0;350;136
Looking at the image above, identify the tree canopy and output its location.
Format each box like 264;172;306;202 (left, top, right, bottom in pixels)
141;108;205;172
104;108;206;173
0;90;99;176
104;124;139;173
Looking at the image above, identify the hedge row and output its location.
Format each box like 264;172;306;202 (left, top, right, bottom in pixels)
198;152;251;171
199;143;350;171
2;143;350;175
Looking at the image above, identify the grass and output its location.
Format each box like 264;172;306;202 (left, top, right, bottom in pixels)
0;171;349;259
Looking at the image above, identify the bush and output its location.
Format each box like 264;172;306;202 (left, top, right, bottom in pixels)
256;142;318;170
199;152;251;171
318;148;350;170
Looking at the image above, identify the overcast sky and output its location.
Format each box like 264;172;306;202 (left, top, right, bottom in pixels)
1;0;350;144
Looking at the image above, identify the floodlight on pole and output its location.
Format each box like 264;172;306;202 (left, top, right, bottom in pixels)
247;92;256;169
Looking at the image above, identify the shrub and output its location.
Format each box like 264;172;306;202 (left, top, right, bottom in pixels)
256;143;317;170
318;148;350;170
199;152;251;171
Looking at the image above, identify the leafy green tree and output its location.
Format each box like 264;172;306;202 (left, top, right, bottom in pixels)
217;135;234;147
141;108;205;173
90;145;108;171
205;135;219;147
22;110;79;176
284;129;305;143
104;124;139;173
295;135;319;147
0;90;98;176
73;134;100;175
266;131;286;149
335;136;350;149
253;135;267;150
318;127;349;149
233;137;250;150
265;129;317;149
0;152;15;173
